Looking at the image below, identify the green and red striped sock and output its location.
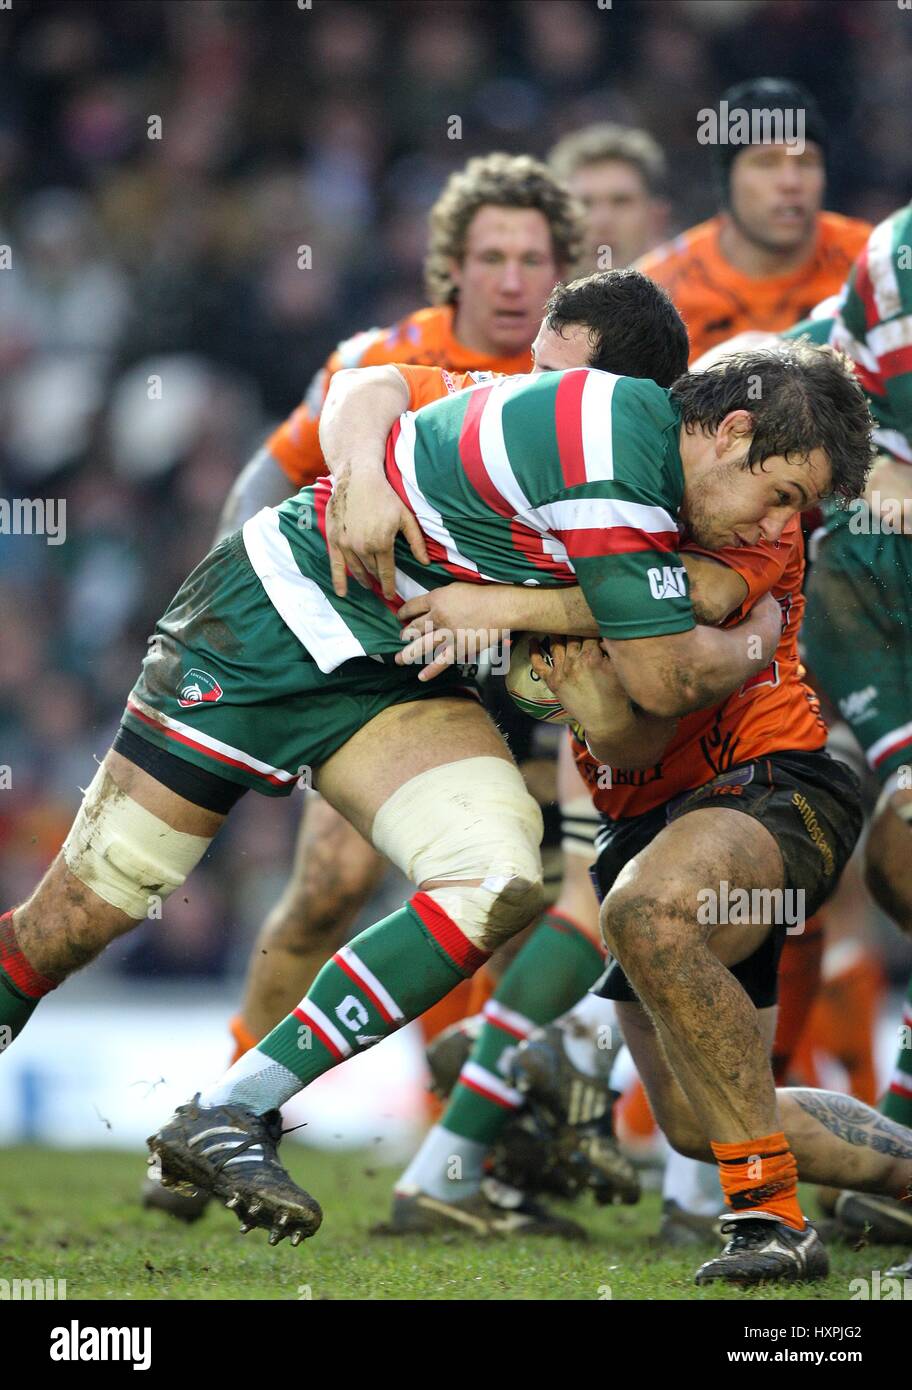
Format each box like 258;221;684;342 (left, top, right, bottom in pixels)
440;911;604;1145
200;892;487;1111
0;910;58;1051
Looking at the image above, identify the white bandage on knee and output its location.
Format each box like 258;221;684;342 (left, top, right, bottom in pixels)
371;756;544;952
62;766;211;918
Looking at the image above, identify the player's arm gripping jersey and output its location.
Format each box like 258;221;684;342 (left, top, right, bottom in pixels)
385;369;696;641
241;369;696;673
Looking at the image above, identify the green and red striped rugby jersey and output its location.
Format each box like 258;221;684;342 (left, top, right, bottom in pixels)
785;204;912;534
242;369;694;673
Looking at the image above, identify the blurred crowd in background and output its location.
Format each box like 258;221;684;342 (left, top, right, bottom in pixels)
1;0;912;981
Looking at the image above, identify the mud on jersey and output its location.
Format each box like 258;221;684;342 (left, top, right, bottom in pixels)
242;369;695;673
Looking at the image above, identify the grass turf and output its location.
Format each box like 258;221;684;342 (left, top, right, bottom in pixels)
0;1145;905;1301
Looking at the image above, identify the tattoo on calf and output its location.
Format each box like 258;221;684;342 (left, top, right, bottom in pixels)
793;1089;912;1160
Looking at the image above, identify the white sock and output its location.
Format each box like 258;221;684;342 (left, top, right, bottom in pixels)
662;1148;724;1217
197;1047;301;1113
396;1124;487;1202
609;1042;637;1095
559;995;617;1076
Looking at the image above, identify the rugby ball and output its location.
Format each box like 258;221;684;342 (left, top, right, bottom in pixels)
505;632;573;724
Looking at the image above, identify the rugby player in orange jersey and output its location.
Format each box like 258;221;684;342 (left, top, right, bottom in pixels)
635;78;870;364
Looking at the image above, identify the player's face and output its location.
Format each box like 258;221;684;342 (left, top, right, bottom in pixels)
530;319;595;372
450;206;561;356
682;418;831;550
728;142;825;254
567;160;664;270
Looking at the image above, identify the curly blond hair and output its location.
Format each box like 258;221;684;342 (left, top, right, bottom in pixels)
424;153;583;306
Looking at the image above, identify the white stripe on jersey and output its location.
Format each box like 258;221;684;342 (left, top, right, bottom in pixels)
866;718;912;768
828;318;881;375
580;371;616;481
478;376;536;515
242;509;367;674
873;427;912;464
867;220;902;322
868;314;912;359
522;496;678;537
394;414;482;575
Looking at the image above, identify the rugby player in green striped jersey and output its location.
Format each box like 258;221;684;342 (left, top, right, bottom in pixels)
0;296;879;1263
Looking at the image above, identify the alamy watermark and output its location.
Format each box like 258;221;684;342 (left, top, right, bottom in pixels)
847;494;912;534
697;880;805;933
0;498;66;545
849;1269;912;1300
398;627;511;675
1;1276;66;1299
697;102;806;155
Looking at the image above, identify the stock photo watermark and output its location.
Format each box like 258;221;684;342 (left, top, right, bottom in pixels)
697;101;806;154
0;1275;66;1299
0;498;66;545
697;881;806;932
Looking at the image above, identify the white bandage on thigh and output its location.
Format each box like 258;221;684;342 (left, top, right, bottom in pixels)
560;793;600;860
62;766;211;918
371;756;544;952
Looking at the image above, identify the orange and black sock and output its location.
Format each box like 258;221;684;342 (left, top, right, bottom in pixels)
711;1131;804;1230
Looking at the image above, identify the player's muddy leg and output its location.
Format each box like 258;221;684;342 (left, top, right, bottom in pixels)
0;749;223;1049
602;810;783;1146
602;808;826;1268
387;735;616;1228
147;696;547;1243
616;1002;912;1200
236;797;387;1044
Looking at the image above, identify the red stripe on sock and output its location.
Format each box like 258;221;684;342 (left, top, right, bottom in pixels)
485;1014;526;1040
332;952;398;1027
0;911;57;999
292;1006;344;1062
409;892;490;976
459;1075;518;1110
545;910;603;953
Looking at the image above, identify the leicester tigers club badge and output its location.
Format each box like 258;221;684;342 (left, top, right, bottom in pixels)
178;668;224;708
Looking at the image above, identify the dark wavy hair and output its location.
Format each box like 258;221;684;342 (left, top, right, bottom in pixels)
669;338;875;504
545;269;689;387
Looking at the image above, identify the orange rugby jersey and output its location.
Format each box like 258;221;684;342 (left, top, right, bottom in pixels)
572;517;827;820
266;305;533;490
634;211;871;362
